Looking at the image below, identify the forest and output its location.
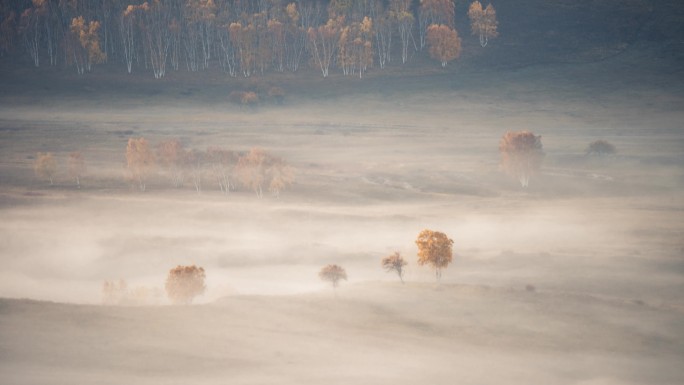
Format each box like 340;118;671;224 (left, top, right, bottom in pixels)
0;0;500;78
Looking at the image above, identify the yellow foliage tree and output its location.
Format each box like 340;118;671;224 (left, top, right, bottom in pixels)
70;16;106;74
415;229;453;282
426;24;461;67
165;265;206;305
499;130;544;188
468;1;498;47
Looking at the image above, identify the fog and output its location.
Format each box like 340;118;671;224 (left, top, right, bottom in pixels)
1;67;683;383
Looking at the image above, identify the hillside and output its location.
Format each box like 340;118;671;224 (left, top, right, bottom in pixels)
2;283;683;385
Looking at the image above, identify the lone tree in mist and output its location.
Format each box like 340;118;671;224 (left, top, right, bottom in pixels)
165;265;206;305
586;140;616;156
126;137;156;191
468;1;498;47
382;252;408;283
68;152;86;188
34;152;57;185
415;229;454;282
319;264;347;290
499;131;544;188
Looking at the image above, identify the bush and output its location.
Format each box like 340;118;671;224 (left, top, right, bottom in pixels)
586;140;616;156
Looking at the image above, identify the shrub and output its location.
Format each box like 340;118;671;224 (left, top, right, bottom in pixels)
586;140;616;156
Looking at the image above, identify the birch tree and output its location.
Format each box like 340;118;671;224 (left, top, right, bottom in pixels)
468;1;498;47
126;137;155;192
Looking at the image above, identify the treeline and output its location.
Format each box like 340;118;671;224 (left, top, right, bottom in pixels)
33;138;295;197
0;0;497;78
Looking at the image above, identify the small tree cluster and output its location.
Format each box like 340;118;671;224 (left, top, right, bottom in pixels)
468;1;498;47
125;138;294;197
237;147;295;198
499;131;545;188
165;265;206;305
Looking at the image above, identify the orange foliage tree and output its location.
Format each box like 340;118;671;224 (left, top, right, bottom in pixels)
34;152;57;185
68;151;86;188
415;229;453;282
426;24;461;67
382;251;408;283
499;131;544;188
70;16;106;74
468;1;498;47
319;264;347;290
165;265;206;305
126;137;156;191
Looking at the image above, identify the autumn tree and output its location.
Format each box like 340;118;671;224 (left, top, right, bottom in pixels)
165;265;206;305
68;151;86;188
308;16;342;78
390;0;414;64
319;264;347;290
468;1;498;47
34;152;57;185
157;138;187;188
267;157;295;198
415;229;453;282
418;0;455;50
237;147;270;198
382;251;408;283
426;24;461;67
126;137;155;192
499;131;545;188
207;146;237;194
70;16;106;74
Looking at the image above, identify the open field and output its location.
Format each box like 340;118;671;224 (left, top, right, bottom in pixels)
1;38;684;384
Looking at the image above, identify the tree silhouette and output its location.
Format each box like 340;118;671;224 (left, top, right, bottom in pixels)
34;152;57;185
415;229;453;282
586;140;616;156
165;265;206;305
499;131;544;188
382;252;408;283
319;264;347;290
